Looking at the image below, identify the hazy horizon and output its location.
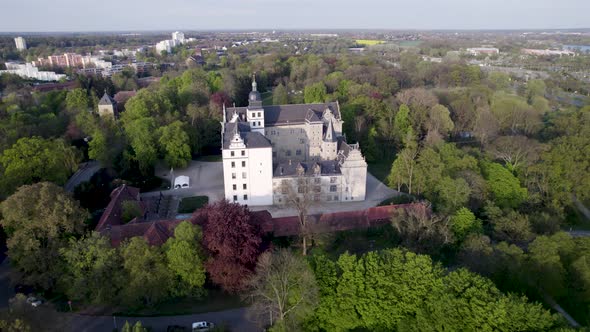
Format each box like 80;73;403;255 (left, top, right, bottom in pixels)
1;0;588;32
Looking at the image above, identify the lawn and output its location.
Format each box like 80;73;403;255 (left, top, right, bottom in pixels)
178;196;209;213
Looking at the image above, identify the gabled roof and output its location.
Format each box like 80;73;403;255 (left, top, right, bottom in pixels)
274;160;340;177
98;92;116;106
96;185;143;231
224;102;340;127
222;122;271;149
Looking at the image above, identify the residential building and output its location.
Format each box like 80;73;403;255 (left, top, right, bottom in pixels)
0;62;65;81
466;47;500;56
14;37;27;50
221;77;367;206
155;31;185;54
521;48;576;56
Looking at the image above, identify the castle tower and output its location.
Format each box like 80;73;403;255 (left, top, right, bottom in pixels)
320;118;338;160
97;91;117;118
246;74;265;135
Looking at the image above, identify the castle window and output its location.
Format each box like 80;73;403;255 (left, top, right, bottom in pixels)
296;149;301;156
231;161;235;168
242;161;246;167
232;173;236;179
241;150;245;156
258;112;261;117
231;151;235;157
299;138;305;144
330;177;337;183
330;185;337;192
233;184;237;190
244;194;248;200
286;150;291;157
243;184;247;190
233;195;238;201
314;178;321;184
242;172;247;179
313;186;321;193
334;195;339;201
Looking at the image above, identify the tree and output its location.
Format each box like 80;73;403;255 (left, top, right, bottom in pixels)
489;135;543;173
393;104;412;147
247;250;319;331
193;200;263;292
0;182;88;289
481;162;528;209
390;204;452;254
388;139;419;194
124;117;158;174
304;82;327;103
59;232;123;305
65;88;91;113
164;221;206;297
425;104;454;145
272;83;289;105
450;207;482;242
158;121;192;169
310;249;444;331
525;79;547;103
400;269;559;331
120;237;172;307
279;177;316;256
0;137;80;194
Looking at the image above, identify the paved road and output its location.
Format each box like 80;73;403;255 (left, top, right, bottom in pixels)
65;161;102;192
68;307;259;332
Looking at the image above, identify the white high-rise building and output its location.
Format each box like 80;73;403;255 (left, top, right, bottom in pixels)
14;37;27;50
221;77;368;206
172;31;185;44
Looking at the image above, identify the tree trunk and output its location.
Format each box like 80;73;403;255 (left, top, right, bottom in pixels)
302;236;307;256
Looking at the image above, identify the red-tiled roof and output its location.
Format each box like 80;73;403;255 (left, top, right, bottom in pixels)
101;202;427;247
96;185;143;232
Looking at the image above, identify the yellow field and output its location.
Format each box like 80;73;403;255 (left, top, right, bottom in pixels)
355;39;386;46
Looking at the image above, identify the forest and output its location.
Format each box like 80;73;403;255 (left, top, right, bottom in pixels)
0;36;589;330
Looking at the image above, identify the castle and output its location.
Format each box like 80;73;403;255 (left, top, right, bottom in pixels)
221;77;367;206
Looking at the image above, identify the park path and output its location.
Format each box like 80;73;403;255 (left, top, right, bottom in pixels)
65;161;101;192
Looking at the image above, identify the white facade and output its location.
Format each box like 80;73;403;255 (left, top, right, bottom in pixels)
221;78;367;206
14;37;27;50
0;62;65;81
172;31;185;44
155;32;185;54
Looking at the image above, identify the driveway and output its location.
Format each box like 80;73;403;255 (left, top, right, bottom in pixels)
68;307;258;332
142;161;225;202
65;161;102;192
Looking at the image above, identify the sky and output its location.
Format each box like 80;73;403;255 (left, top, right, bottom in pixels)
1;0;589;32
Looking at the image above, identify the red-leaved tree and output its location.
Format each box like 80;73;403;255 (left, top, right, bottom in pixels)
192;200;263;292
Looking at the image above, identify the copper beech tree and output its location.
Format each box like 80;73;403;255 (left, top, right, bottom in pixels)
192;200;263;293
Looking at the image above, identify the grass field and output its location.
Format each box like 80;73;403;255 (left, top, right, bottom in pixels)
178;196;209;213
356;39;385;46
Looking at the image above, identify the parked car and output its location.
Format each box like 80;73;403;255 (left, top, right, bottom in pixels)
26;297;42;307
192;321;214;331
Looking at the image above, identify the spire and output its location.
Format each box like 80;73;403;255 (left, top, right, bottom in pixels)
324;118;337;142
252;73;257;92
222;103;227;123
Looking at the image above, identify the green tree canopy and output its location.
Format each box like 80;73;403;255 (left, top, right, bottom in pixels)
164;221;206;297
158;120;192;169
0;182;88;289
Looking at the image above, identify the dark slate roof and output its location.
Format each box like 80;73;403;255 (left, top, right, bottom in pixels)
324;118;337;142
98;92;116;106
224;102;339;127
274;160;341;177
222;122;271;149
